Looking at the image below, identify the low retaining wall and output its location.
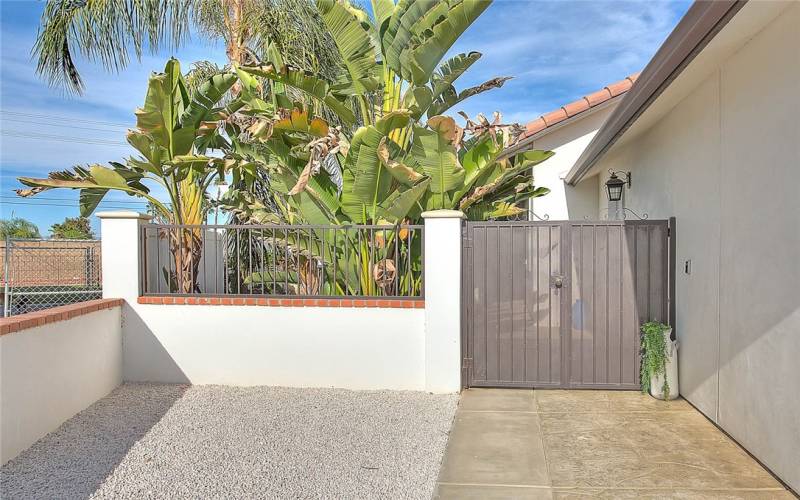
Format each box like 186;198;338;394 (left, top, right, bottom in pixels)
99;210;464;393
124;299;427;390
0;299;123;465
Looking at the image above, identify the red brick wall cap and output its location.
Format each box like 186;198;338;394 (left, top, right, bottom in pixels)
137;296;424;309
0;298;124;336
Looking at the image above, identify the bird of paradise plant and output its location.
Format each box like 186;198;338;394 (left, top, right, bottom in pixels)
16;59;255;293
214;0;555;297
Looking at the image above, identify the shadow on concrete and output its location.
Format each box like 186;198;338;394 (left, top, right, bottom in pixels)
0;383;187;499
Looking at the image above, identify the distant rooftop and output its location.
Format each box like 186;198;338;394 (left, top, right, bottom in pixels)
519;73;640;141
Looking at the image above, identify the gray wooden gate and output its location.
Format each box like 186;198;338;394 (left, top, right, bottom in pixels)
461;219;673;389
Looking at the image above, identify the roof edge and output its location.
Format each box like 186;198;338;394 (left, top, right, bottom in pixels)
565;0;747;186
500;94;624;159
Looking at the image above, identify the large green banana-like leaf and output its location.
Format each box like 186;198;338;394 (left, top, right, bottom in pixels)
180;72;238;130
377;137;424;185
79;189;108;216
380;178;430;222
340;111;410;222
234;66;273;114
258;137;340;224
371;0;395;29
400;53;479;120
316;0;379;95
410;125;464;195
513;149;556;168
390;0;491;85
88;165;127;188
428;75;512;116
126;130;166;176
467;201;527;220
240;64;356;125
382;0;441;81
167;155;226;183
291;176;341;224
17;168;96;193
264;139;308;176
134;58;188;156
16;166;169;217
373;109;411;135
450;134;503;202
401;85;433;120
459;150;553;211
341;143;392;222
430;52;481;100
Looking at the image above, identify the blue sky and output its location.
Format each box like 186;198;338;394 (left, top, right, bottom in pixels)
0;0;690;236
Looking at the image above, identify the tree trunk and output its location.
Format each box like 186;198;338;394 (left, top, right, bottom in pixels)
170;228;202;294
223;0;249;99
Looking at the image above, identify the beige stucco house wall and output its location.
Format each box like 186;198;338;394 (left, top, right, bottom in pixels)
526;108;607;220
505;76;639;221
582;1;799;490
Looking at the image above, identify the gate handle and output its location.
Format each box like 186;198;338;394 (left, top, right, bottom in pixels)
551;275;564;288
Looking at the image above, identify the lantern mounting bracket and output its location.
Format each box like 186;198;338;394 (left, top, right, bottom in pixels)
595;207;649;220
608;169;631;187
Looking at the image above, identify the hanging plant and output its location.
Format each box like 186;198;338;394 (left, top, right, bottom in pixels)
640;321;672;399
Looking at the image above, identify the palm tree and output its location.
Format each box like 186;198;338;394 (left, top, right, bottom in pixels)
34;0;342;95
0;218;41;239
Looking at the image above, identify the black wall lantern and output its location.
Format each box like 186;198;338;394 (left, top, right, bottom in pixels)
605;170;631;201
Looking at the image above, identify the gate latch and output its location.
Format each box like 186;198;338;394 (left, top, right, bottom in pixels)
550;275;564;288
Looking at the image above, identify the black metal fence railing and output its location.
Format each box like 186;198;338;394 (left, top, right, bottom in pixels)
140;224;424;298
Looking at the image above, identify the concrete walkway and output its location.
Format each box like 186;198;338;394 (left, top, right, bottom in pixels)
434;389;794;499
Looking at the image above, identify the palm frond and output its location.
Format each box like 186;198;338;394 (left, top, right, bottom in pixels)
34;0;196;94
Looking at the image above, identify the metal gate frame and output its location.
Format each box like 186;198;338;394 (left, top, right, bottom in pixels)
461;218;674;390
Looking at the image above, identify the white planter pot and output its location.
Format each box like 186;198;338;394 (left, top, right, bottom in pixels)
649;328;680;400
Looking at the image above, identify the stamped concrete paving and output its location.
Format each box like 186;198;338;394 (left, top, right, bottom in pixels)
434;389;795;499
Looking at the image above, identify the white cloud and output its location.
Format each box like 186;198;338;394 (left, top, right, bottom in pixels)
446;0;690;123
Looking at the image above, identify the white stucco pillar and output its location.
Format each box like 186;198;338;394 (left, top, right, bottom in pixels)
422;210;464;393
608;196;625;221
97;211;152;301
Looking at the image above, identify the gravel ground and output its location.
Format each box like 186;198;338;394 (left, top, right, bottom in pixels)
1;383;458;499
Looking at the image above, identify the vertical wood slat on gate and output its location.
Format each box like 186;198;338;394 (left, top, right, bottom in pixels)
462;220;670;389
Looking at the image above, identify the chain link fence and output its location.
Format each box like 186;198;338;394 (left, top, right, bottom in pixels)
2;238;102;317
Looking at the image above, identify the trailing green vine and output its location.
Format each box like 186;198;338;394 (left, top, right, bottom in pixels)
640;321;672;399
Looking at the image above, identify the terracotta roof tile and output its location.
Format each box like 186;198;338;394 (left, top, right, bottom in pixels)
525;117;548;135
541;108;568;126
519;73;640;140
562;98;590;117
585;88;613;106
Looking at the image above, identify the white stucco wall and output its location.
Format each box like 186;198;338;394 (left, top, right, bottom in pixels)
591;3;800;490
528;106;611;220
122;304;427;390
101;210;463;394
0;307;123;464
